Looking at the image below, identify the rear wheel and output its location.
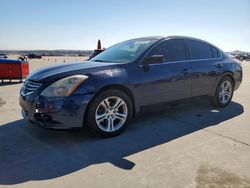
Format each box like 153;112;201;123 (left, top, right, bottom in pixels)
86;89;133;137
210;76;234;107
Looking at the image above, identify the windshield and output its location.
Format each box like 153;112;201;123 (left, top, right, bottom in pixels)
90;38;159;63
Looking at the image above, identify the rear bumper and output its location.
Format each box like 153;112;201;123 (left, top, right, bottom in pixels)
20;94;93;129
234;79;241;91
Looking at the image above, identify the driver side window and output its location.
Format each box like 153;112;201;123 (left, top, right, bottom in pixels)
147;39;187;62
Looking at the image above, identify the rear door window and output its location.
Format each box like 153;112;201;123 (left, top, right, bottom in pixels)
188;40;213;60
147;39;186;62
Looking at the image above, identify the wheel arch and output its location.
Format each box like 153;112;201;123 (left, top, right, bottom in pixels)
97;84;136;110
84;84;137;126
210;72;235;96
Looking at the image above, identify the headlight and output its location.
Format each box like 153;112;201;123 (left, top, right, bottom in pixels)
41;75;88;97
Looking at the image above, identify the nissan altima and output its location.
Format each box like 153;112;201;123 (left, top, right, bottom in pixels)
19;36;242;137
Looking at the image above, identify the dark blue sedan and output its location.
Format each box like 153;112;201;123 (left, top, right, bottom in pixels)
20;36;242;137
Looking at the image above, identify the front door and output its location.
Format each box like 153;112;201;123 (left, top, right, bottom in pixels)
137;39;192;106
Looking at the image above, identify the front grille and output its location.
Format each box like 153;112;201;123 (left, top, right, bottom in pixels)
22;80;42;95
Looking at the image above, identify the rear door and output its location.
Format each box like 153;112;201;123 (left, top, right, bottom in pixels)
137;39;192;106
187;39;222;97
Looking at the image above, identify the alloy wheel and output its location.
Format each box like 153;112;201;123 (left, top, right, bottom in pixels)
219;80;232;104
95;96;128;132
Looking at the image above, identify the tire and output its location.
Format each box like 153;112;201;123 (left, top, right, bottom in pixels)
86;89;133;137
210;76;234;108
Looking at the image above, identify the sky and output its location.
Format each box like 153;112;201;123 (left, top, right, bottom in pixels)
0;0;249;51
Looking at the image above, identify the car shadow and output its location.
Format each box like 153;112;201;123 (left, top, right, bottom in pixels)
0;99;244;185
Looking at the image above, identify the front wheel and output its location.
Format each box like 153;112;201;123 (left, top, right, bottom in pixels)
86;89;133;137
210;76;234;107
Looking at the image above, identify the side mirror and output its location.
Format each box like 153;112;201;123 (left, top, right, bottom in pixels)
143;55;165;65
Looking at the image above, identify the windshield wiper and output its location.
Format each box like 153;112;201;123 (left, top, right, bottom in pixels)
92;59;107;62
92;59;115;63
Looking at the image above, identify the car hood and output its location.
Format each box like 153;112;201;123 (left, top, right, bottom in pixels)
28;61;118;83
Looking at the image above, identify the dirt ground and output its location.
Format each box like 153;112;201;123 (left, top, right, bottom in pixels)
0;58;250;188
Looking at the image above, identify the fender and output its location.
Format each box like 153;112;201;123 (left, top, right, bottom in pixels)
209;71;235;96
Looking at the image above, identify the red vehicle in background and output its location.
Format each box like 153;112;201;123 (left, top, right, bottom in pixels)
0;59;29;83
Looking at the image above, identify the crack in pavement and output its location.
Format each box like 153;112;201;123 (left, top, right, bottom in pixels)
202;129;250;147
168;115;250;148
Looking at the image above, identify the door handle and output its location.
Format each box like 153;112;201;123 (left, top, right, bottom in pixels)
214;62;223;68
182;68;191;75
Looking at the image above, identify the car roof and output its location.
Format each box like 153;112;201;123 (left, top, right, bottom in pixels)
166;35;210;43
131;36;165;41
127;36;222;52
166;35;222;51
133;35;214;45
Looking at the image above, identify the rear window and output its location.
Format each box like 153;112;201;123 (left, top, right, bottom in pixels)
188;40;213;60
